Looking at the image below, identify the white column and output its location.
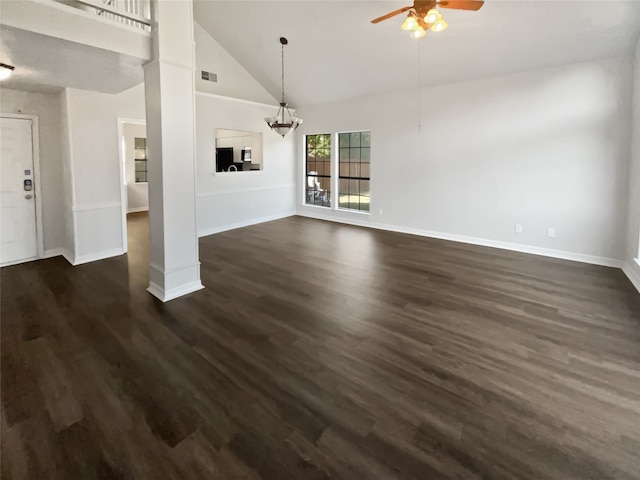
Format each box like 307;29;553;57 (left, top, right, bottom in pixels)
143;0;203;301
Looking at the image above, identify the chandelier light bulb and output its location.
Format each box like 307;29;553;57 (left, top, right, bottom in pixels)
423;8;441;24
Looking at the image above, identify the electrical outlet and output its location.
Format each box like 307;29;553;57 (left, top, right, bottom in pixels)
378;208;383;216
515;224;523;234
547;227;556;238
250;205;254;212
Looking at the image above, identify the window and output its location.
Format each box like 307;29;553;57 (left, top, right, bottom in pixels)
305;134;331;207
338;131;370;212
134;137;147;183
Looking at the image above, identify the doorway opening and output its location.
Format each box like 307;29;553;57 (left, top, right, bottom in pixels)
117;118;149;270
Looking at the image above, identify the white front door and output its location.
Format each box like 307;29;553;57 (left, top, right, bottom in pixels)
1;117;38;266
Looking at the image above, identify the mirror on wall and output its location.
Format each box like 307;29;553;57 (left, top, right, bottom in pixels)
215;129;263;173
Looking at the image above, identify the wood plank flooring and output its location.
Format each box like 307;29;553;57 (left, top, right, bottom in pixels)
2;213;640;479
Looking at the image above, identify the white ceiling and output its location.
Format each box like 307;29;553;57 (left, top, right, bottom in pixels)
194;0;640;107
0;26;144;94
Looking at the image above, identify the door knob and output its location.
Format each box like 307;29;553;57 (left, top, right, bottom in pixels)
25;194;33;199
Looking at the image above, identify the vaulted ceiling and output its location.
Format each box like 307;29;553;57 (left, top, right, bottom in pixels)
194;0;640;108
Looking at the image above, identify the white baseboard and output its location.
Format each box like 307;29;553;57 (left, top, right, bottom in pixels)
6;248;75;266
198;211;296;238
43;248;64;259
127;207;149;213
73;248;124;266
622;261;640;293
41;248;76;266
61;248;75;265
296;211;623;268
147;280;204;302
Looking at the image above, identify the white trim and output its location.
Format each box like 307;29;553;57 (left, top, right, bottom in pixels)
147;280;204;302
1;114;45;262
64;89;79;262
127;206;149;213
149;261;201;276
623;261;640;293
198;211;295;238
30;0;152;34
1;256;38;268
295;211;623;268
197;183;296;198
73;202;122;212
41;248;74;266
43;248;64;259
195;90;277;109
61;248;75;265
74;0;151;25
73;248;125;266
336;208;371;216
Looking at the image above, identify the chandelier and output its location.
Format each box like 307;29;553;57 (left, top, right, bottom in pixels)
264;37;303;137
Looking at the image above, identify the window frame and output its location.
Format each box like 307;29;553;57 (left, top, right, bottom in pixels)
336;130;371;214
304;133;333;208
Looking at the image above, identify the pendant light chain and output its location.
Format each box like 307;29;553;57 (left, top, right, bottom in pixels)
281;42;285;105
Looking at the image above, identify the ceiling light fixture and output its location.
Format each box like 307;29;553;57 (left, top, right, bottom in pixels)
431;18;448;32
401;12;419;31
264;37;303;138
423;8;441;23
0;63;15;81
409;26;427;39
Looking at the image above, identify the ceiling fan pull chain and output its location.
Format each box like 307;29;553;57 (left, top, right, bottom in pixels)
418;40;422;133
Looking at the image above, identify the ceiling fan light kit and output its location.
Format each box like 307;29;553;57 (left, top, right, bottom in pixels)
424;8;441;23
371;0;483;38
401;13;419;31
431;19;448;32
0;63;15;81
410;26;427;39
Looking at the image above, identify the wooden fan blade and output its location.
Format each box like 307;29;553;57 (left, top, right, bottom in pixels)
437;1;484;11
371;6;412;24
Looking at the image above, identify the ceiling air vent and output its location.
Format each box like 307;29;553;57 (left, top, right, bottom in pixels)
201;71;217;83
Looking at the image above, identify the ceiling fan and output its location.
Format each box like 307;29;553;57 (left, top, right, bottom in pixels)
371;0;484;38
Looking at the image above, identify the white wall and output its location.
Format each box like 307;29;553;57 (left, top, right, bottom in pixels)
623;39;640;291
194;22;276;105
196;93;296;236
296;58;634;265
65;83;145;262
122;122;149;212
0;88;66;254
62;87;295;262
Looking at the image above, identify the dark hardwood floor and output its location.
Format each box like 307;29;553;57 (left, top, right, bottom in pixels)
2;213;640;479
